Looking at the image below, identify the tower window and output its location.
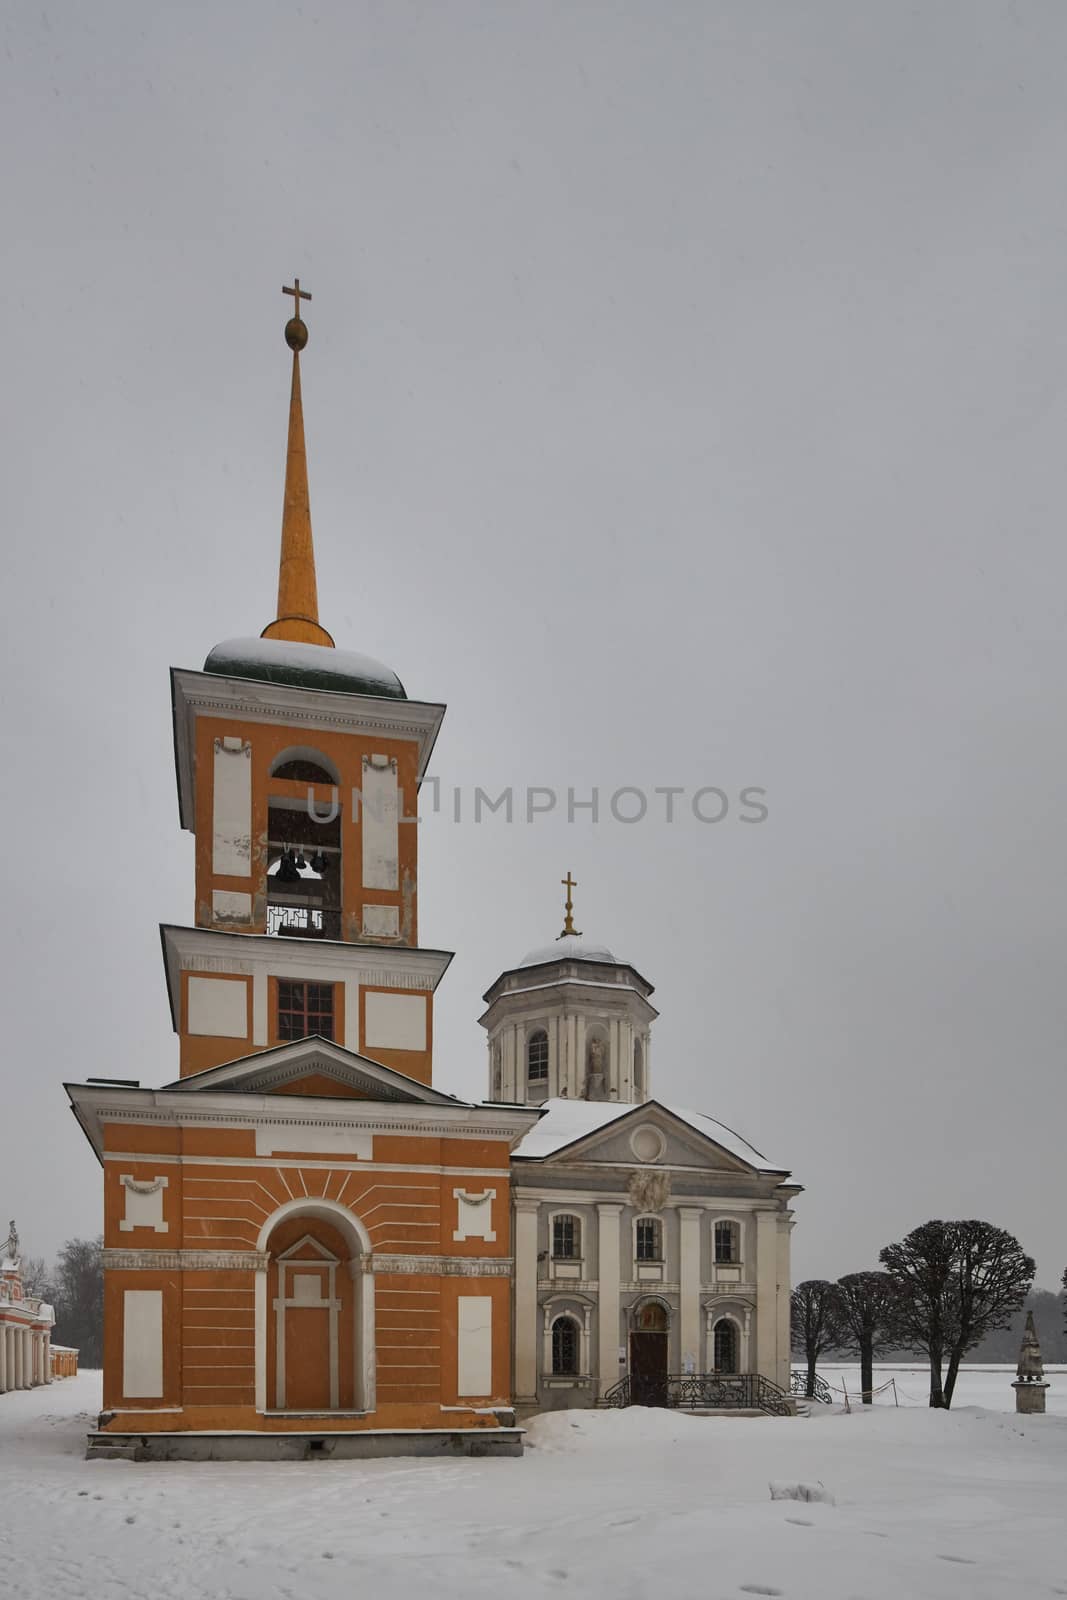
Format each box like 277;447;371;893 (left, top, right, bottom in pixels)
551;1316;580;1376
714;1220;740;1265
635;1217;663;1262
277;980;335;1042
552;1214;581;1260
527;1029;549;1091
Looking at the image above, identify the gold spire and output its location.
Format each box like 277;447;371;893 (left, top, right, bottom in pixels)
558;871;581;938
261;279;335;648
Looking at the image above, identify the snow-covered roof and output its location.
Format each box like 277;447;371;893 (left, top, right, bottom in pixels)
519;934;620;968
204;636;407;699
512;1097;785;1172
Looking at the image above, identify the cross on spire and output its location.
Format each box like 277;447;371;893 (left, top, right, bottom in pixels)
283;277;312;311
559;871;581;938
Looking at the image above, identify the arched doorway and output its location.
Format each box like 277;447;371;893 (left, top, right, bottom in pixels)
264;1213;361;1412
629;1299;669;1406
713;1317;739;1375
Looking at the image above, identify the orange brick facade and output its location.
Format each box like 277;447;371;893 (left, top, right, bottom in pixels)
67;300;538;1455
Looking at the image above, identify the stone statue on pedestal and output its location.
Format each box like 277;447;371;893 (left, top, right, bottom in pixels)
1012;1310;1049;1414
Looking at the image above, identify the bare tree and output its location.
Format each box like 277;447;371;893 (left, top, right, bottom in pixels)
790;1279;839;1399
881;1220;1033;1407
18;1255;53;1301
833;1271;897;1404
51;1236;104;1367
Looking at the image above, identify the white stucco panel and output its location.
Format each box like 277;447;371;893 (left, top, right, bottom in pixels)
361;757;399;890
119;1175;169;1234
363;991;426;1052
453;1189;497;1243
187;976;248;1039
212;889;252;924
457;1295;493;1396
362;903;400;938
254;1125;373;1159
122;1289;163;1398
212;738;252;877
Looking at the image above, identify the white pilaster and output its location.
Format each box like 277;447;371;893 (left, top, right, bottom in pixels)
44;1332;52;1384
678;1206;703;1371
0;1323;6;1392
514;1198;540;1402
776;1214;795;1390
755;1209;778;1379
596;1203;623;1398
254;1267;267;1411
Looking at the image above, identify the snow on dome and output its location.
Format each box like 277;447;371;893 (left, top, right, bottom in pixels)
518;934;620;969
204;636;407;699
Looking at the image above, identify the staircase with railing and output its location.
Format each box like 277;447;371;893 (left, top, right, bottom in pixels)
600;1372;794;1416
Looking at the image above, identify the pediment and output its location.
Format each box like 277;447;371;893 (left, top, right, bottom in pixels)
162;1037;458;1105
522;1100;769;1176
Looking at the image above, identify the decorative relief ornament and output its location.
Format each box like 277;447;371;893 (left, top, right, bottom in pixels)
628;1170;671;1213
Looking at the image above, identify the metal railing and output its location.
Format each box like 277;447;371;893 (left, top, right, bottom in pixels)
601;1372;793;1416
790;1370;834;1405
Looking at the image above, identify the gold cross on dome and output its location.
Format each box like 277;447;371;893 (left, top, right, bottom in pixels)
283;277;312;311
559;871;581;938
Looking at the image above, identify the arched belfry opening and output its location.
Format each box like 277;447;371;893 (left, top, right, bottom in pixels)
266;745;342;940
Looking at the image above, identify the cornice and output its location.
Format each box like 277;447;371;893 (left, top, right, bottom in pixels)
67;1082;539;1161
171;666;446;831
102;1247;511;1278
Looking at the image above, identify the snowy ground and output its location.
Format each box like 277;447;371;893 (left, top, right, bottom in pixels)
3;1372;1067;1600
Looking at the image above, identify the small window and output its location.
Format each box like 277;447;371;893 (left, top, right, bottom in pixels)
635;1217;662;1262
714;1319;739;1374
527;1029;549;1088
552;1215;581;1260
633;1037;644;1097
714;1220;740;1265
277;980;335;1042
551;1316;580;1376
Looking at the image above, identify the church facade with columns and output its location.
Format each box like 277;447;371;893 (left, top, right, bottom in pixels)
0;1222;56;1395
481;902;800;1415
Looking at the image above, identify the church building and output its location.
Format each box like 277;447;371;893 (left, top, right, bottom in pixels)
482;886;800;1415
67;285;538;1460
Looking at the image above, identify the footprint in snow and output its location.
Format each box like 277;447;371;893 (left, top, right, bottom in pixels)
740;1588;784;1597
937;1556;977;1565
785;1517;813;1527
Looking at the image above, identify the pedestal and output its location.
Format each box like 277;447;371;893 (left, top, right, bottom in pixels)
1013;1380;1049;1414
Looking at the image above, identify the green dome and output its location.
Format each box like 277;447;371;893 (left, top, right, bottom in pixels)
204;637;407;699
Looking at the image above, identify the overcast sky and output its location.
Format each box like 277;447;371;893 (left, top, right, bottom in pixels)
3;1;1065;1290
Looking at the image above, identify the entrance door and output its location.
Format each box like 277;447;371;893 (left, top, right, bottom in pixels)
630;1301;669;1406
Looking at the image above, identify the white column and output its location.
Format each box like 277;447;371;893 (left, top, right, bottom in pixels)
776;1214;795;1391
0;1322;6;1392
513;1198;540;1403
755;1209;778;1379
678;1207;703;1372
596;1204;623;1399
44;1332;53;1384
26;1330;35;1388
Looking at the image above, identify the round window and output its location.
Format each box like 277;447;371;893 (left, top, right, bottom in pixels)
629;1124;665;1163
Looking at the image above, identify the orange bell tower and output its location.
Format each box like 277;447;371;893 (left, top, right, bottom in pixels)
166;284;449;1083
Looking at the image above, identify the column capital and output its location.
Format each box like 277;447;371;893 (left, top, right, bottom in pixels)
677;1205;704;1221
514;1197;542;1216
596;1202;624;1217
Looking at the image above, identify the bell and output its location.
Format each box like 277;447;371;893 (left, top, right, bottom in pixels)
294;850;308;872
310;850;329;875
275;850;301;884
